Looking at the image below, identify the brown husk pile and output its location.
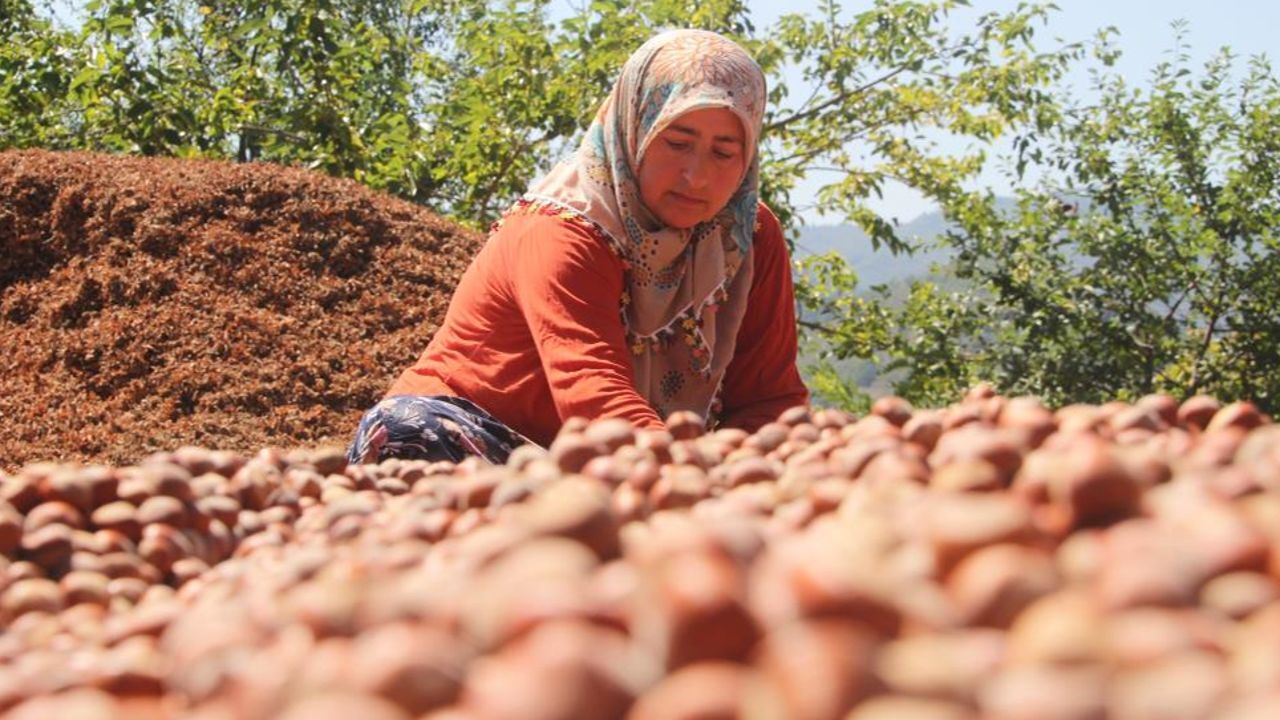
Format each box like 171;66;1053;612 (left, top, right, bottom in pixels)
0;149;481;470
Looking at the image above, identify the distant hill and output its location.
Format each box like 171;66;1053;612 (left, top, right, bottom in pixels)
794;197;1024;288
794;210;954;288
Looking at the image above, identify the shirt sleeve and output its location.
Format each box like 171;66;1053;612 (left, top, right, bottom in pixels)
717;203;810;431
509;216;667;431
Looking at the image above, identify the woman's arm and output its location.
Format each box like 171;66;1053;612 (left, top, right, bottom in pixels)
510;215;667;431
717;204;810;431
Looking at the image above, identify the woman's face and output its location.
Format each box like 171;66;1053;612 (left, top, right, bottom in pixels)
638;107;748;229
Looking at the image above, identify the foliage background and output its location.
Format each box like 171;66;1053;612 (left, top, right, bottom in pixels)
3;0;1277;413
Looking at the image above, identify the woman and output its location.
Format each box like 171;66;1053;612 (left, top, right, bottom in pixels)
347;29;808;465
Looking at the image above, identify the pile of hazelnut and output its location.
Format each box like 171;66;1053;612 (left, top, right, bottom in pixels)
1;388;1277;719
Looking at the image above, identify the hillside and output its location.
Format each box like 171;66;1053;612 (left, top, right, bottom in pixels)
794;197;1031;289
795;211;955;288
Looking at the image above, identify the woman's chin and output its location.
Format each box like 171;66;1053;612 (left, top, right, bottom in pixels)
655;205;711;229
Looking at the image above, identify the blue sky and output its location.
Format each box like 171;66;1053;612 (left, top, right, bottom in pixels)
743;0;1279;224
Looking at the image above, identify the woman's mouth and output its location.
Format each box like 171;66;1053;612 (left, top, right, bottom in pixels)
668;191;705;207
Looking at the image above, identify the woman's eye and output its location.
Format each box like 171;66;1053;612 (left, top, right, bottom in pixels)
714;149;738;160
665;139;690;151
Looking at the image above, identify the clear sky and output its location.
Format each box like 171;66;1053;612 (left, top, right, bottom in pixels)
742;0;1279;224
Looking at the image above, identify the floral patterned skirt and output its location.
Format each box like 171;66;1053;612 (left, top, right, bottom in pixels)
345;395;533;465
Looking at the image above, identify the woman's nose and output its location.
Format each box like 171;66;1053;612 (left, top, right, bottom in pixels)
681;153;710;189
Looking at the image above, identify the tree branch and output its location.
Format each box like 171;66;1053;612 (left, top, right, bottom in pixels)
797;318;861;343
1161;285;1192;326
764;64;912;134
1188;292;1224;394
764;35;978;135
239;124;309;146
474;127;558;220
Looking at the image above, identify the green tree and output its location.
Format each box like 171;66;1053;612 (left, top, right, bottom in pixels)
1;0;1078;231
806;29;1280;412
61;0;435;193
761;0;1077;241
1;0;82;147
19;1;1269;412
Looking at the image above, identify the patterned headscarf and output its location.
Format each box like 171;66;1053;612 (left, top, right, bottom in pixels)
511;29;767;422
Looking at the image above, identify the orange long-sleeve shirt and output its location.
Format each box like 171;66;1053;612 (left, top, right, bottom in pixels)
387;202;808;447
